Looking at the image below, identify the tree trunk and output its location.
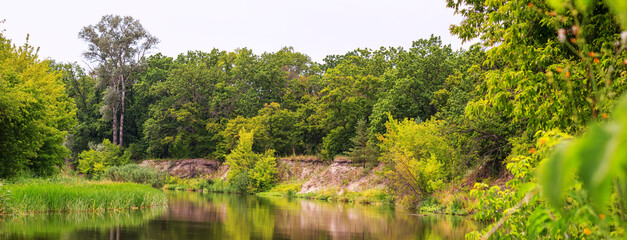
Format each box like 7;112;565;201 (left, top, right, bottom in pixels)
119;76;126;147
112;105;118;145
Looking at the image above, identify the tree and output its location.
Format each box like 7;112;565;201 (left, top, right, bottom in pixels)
79;15;158;147
345;119;379;169
448;0;626;139
378;115;458;205
52;62;106;159
224;129;278;193
0;33;76;177
369;36;458;136
316;49;388;159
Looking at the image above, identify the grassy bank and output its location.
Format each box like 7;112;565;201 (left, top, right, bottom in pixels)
0;177;167;215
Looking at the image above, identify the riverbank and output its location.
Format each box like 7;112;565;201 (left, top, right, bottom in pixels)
142;157;486;215
0;177;167;215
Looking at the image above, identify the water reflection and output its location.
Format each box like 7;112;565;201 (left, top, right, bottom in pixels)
0;191;482;239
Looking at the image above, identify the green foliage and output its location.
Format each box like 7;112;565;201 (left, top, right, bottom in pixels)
337;189;391;204
105;164;168;188
52;62;105;161
255;103;303;156
224;129;278;193
448;0;627;238
536;95;627;237
204;178;236;193
0;33;76;178
57;33;472;163
470;183;515;222
163;175;211;191
249;149;279;193
378;114;458;205
369;36;458;135
267;182;302;197
345;119;379;169
77;139;130;179
454;0;626;139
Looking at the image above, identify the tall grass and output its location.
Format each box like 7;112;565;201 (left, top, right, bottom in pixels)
105;164;167;188
1;177;167;214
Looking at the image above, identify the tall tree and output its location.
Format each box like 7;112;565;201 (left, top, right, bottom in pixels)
79;15;158;147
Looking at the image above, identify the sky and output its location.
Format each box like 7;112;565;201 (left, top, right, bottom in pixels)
0;0;473;67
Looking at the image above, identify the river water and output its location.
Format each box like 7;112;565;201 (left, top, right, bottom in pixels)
1;191;482;239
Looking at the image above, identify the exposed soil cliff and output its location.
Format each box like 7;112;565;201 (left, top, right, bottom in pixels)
140;157;385;194
278;157;385;193
139;159;227;179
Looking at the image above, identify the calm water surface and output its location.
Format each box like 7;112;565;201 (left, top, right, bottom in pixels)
1;191;482;239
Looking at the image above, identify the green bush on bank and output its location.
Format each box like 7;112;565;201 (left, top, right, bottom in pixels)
105;164;168;188
163;176;211;191
0;177;167;215
336;189;391;204
224;129;279;193
78;139;130;179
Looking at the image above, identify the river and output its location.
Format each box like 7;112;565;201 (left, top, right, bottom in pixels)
1;191;482;239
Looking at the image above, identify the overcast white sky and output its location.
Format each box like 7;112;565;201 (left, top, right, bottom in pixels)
1;0;472;66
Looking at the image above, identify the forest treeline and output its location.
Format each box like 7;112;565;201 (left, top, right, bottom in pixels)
57;36;484;165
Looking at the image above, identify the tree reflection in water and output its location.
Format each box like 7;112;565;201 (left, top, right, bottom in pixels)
1;191;483;240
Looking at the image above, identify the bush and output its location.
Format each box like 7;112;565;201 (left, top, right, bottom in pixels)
268;182;302;197
224;129;278;193
163;176;210;191
105;164;167;188
78;139;130;179
205;178;236;193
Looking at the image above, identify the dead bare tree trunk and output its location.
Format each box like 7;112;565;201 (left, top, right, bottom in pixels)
119;75;126;147
112;104;119;145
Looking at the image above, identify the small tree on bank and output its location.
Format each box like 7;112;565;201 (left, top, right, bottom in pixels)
224;129;278;193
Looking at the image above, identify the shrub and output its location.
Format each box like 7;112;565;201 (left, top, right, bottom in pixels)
224;129;278;193
77;139;130;179
105;164;167;188
269;182;302;197
205;178;235;193
163;176;210;191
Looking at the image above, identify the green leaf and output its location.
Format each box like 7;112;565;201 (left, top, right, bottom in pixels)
575;0;593;12
605;0;627;29
539;141;578;209
516;182;537;199
526;207;552;239
575;124;618;210
547;0;566;12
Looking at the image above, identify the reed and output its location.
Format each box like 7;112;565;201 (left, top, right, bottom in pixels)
1;177;167;214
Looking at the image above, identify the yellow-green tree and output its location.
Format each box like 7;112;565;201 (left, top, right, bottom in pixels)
0;32;76;178
378;115;458;205
224;129;278;193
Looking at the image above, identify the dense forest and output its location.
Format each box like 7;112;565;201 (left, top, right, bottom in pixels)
2;0;627;238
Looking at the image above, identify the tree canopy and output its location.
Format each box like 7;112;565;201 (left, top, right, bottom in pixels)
0;34;76;177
